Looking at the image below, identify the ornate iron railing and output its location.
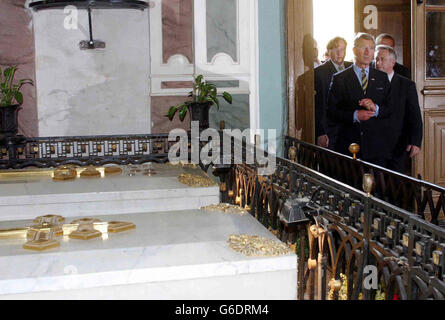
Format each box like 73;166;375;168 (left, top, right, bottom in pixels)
1;131;444;299
214;136;445;300
0;134;175;169
284;136;445;227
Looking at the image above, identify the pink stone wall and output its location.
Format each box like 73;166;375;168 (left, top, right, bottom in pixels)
161;81;193;89
151;96;191;133
0;1;196;137
162;0;193;64
0;0;38;137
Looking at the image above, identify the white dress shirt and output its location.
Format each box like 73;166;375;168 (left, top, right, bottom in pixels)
388;71;395;82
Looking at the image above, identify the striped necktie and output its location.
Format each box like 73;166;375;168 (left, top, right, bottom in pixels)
361;68;368;94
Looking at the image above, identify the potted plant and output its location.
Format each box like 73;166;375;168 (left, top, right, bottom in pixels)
166;75;232;131
0;66;34;138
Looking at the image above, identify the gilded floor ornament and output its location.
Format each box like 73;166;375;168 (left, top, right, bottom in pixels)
227;234;292;257
178;173;216;187
200;203;247;215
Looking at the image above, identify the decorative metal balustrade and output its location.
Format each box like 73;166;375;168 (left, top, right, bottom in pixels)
284;136;445;227
214;136;445;300
0;134;175;169
1;131;444;299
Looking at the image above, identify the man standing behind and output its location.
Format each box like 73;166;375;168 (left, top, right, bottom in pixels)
375;45;423;173
314;37;352;148
376;33;411;79
327;33;393;167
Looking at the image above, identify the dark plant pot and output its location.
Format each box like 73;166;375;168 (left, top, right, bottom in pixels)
188;102;213;131
0;105;21;137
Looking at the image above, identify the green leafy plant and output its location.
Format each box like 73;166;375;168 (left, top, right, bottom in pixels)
0;66;34;107
167;74;232;121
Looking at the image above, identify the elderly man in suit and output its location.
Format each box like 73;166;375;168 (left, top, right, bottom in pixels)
375;33;411;79
375;45;423;173
314;37;352;148
327;33;393;167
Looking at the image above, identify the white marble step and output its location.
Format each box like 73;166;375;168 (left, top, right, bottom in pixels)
0;164;219;221
0;210;297;299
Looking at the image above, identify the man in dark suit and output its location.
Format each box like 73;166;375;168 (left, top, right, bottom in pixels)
375;45;423;173
314;37;352;148
375;33;411;79
327;33;393;167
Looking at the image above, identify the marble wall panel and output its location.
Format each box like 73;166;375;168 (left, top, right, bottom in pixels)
151;96;191;133
162;0;193;64
34;9;151;136
208;80;239;88
161;81;193;89
206;0;238;63
209;94;249;130
0;0;38;137
151;94;249;134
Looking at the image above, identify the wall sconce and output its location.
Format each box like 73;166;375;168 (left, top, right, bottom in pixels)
29;0;150;50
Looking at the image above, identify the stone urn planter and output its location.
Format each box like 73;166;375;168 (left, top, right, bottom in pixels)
0;66;34;145
0;104;21;138
188;101;213;131
167;75;232;132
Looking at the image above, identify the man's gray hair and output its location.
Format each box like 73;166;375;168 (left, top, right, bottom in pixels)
353;32;375;48
376;33;395;45
376;44;397;61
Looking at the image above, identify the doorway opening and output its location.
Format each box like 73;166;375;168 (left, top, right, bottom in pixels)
313;0;355;63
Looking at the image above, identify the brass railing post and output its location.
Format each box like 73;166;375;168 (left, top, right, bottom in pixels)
349;143;360;160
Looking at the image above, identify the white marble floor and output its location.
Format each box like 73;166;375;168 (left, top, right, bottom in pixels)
0;164;219;221
0;209;297;299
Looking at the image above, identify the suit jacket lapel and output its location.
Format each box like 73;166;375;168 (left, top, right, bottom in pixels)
392;73;401;91
390;74;401;106
329;60;351;74
345;67;364;101
327;60;337;75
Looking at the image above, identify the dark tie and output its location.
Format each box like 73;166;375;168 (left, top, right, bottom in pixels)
361;69;368;94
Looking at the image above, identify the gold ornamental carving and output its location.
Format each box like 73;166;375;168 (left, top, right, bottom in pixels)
27;215;66;239
53;166;77;181
0;165;126;182
267;226;280;238
168;161;198;169
1;215;136;251
200;203;247;215
287;242;296;252
308;258;317;270
104;166;123;176
328;273;364;300
23;230;60;251
80;166;101;178
178;173;216;187
108;221;136;233
227;234;293;257
34;214;65;224
69;218;103;240
27;222;63;239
